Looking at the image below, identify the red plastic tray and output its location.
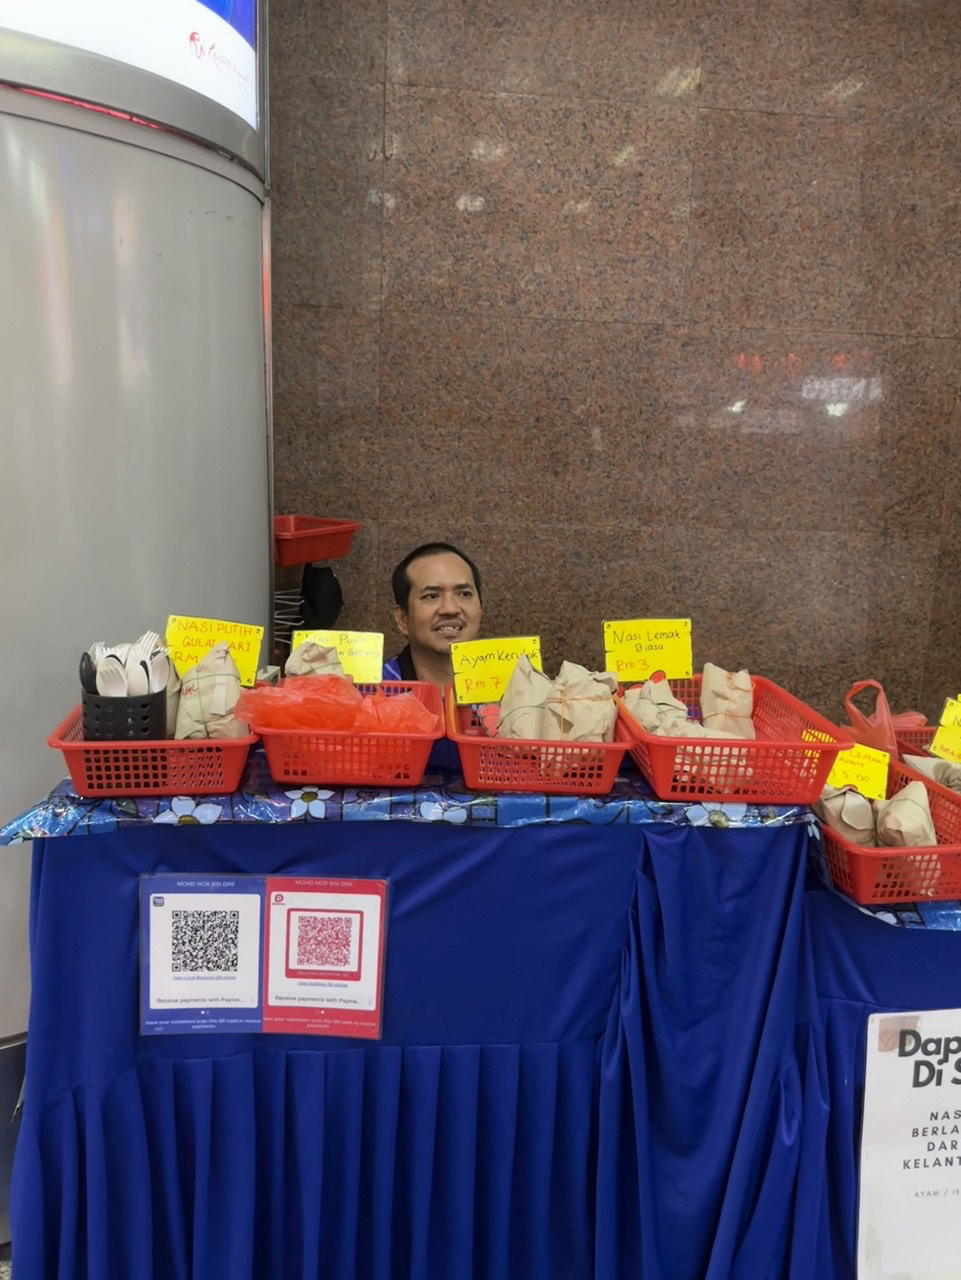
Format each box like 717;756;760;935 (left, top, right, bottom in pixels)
49;707;256;797
444;688;627;796
253;682;443;786
821;760;961;903
895;726;936;758
616;675;849;803
273;515;361;567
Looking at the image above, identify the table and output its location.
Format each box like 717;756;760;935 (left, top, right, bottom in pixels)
4;755;961;1279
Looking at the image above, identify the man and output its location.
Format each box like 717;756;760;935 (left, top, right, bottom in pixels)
382;543;483;686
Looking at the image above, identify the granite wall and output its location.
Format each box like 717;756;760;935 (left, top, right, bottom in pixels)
269;0;961;718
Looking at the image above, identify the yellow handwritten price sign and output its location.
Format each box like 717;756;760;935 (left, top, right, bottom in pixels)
450;636;542;705
290;630;384;683
602;618;693;683
931;697;961;765
165;615;264;688
825;743;890;800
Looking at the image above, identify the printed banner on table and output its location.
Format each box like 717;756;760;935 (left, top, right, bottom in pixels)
140;874;387;1038
165;614;264;687
140;873;265;1035
858;1008;961;1278
450;636;542;705
602;618;693;683
289;629;384;683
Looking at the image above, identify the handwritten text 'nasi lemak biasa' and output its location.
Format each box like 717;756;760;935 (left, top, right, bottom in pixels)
602;619;693;684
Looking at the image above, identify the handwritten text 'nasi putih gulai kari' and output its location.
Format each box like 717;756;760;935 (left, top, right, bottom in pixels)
166;615;264;687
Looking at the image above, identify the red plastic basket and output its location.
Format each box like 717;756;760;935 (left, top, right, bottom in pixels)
253;682;443;786
821;760;961;903
616;675;849;803
444;688;627;795
273;515;361;567
895;726;936;758
49;707;257;797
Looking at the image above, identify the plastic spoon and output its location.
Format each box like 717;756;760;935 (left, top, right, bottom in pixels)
124;648;149;695
148;649;171;693
79;651;98;694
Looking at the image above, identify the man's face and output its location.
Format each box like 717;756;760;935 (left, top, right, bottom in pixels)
394;553;482;657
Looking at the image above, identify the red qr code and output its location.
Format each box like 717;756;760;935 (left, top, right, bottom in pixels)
296;914;354;969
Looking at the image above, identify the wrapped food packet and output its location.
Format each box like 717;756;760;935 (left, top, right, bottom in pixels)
902;754;961;795
174;643;247;740
815;785;876;847
622;678;739;740
623;678;689;735
540;661;618;743
875;780;937;848
497;655;553;739
285;641;345;678
701;663;756;739
165;663;182;737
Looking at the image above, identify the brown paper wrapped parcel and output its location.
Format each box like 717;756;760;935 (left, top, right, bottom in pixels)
497;655;553;739
622;678;738;740
903;754;961;795
174;642;247;740
874;780;937;848
700;662;756;738
285;641;345;678
815;786;876;847
539;661;618;743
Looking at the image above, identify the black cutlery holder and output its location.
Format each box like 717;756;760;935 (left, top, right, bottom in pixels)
82;690;167;741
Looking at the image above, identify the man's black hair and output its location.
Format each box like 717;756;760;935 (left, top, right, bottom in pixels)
391;543;482;610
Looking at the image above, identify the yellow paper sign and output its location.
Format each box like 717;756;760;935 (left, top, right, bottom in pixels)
165;615;264;688
290;629;384;683
602;618;693;683
450;636;542;705
932;725;961;765
826;743;890;800
931;698;961;764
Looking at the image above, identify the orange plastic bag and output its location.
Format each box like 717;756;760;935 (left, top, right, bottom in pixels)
842;680;927;756
236;677;363;730
235;679;439;735
354;690;440;734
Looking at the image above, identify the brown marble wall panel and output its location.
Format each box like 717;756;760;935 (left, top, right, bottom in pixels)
688;110;865;330
921;371;961;715
382;87;695;322
387;0;721;101
272;302;381;517
700;0;902;119
269;0;386;85
269;0;961;720
861;116;961;336
270;79;384;314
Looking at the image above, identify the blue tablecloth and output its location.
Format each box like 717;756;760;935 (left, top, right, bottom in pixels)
0;750;808;842
9;767;961;1279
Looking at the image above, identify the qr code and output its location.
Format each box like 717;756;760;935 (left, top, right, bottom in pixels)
170;909;239;972
297;914;353;969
